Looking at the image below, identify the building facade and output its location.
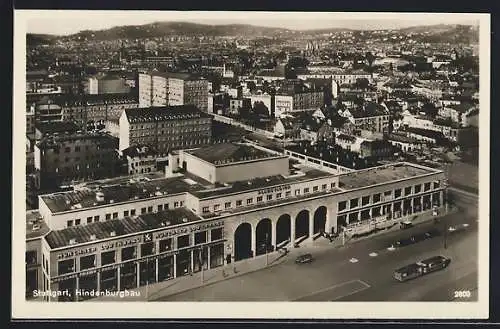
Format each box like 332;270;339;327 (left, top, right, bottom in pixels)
26;143;446;301
118;105;212;152
139;72;209;112
34;131;119;189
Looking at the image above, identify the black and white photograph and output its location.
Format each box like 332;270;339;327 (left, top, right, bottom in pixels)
12;10;490;319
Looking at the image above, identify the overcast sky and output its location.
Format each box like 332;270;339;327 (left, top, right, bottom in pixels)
21;11;481;35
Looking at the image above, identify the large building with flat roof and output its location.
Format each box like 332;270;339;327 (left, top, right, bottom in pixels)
26;142;446;301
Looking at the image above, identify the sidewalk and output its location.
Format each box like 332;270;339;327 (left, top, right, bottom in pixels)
87;206;458;302
88;249;290;302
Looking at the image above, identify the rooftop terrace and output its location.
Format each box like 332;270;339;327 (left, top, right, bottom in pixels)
186;143;281;165
338;162;440;190
26;210;50;240
45;207;202;249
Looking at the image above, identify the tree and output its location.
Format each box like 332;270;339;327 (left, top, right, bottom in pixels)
354;78;370;90
252;101;269;117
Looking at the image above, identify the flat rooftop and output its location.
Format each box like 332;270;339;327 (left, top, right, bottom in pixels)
40;174;206;214
45;208;202;249
191;168;333;199
26;210;50;240
338;162;440;190
186;143;280;165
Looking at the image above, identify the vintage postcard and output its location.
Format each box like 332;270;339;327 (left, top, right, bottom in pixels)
12;10;490;319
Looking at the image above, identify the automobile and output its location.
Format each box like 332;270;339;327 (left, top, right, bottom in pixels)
448;223;470;233
394;256;451;281
394;236;417;247
295;253;314;264
400;221;414;230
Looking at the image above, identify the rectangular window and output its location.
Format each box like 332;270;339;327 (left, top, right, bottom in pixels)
67;220;73;227
26;251;37;266
101;251;115;266
395;189;402;198
276;193;282;199
304;188;310;194
147;206;153;213
414;184;422;194
361;196;370;206
75;219;81;226
94;215;100;222
350;198;359;209
322;184;327;190
158;205;163;212
87;217;93;224
124;210;129;218
80;254;96;270
112;212;118;219
121;246;136;261
295;189;300;196
236;200;242;207
141;208;146;214
313;186;319;192
424;182;431;192
214;204;221;211
177;234;190;249
131;209;136;216
267;194;273;201
246;198;253;205
404;186;412;196
164;204;169;210
159;239;172;252
211;228;223;241
202;206;210;213
58;259;75;275
373;193;381;203
224;202;231;209
338;201;347;211
195;231;207;245
331;182;336;189
105;213;111;220
174;202;179;208
433;181;441;189
141;242;155;257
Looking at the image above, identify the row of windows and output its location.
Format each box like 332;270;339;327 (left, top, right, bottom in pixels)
54;162;104;173
338;181;441;212
201;183;335;214
131;121;208;130
66;201;184;227
57;228;223;275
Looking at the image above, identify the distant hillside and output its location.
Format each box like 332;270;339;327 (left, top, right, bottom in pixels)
26;33;57;45
27;22;479;44
63;22;292;40
399;24;479;43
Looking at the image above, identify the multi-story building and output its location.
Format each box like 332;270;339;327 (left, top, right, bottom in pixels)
274;90;324;117
139;72;209;112
118;105;212;152
34;98;64;124
340;104;391;133
87;76;131;95
121;144;169;175
34;131;119;189
26;142;447;301
59;93;140;126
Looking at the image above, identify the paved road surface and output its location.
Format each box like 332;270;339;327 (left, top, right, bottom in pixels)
155;191;478;302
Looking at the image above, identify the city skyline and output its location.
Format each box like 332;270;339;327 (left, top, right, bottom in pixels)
23;11;481;36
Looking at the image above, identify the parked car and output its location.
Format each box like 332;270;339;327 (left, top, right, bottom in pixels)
394;255;451;282
295;253;314;264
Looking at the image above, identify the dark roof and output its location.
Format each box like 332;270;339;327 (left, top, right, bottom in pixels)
35;121;80;135
122;145;165;158
386;133;420;144
405;127;445;140
124;105;211;123
150;71;203;81
336;134;357;143
187;143;276;165
448;103;476;113
44;207;202;249
36;131;117;150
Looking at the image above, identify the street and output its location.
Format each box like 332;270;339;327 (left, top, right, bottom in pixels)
155;190;478;302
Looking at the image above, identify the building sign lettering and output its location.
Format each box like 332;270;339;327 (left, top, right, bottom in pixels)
257;184;291;195
57;247;97;260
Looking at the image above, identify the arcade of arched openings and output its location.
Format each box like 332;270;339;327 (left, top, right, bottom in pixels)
232;206;329;261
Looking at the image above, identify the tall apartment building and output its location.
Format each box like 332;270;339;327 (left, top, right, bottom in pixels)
50;93;139;126
139;72;209;112
34;131;119;189
274;90;324;117
87;76;131;95
119;105;212;152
